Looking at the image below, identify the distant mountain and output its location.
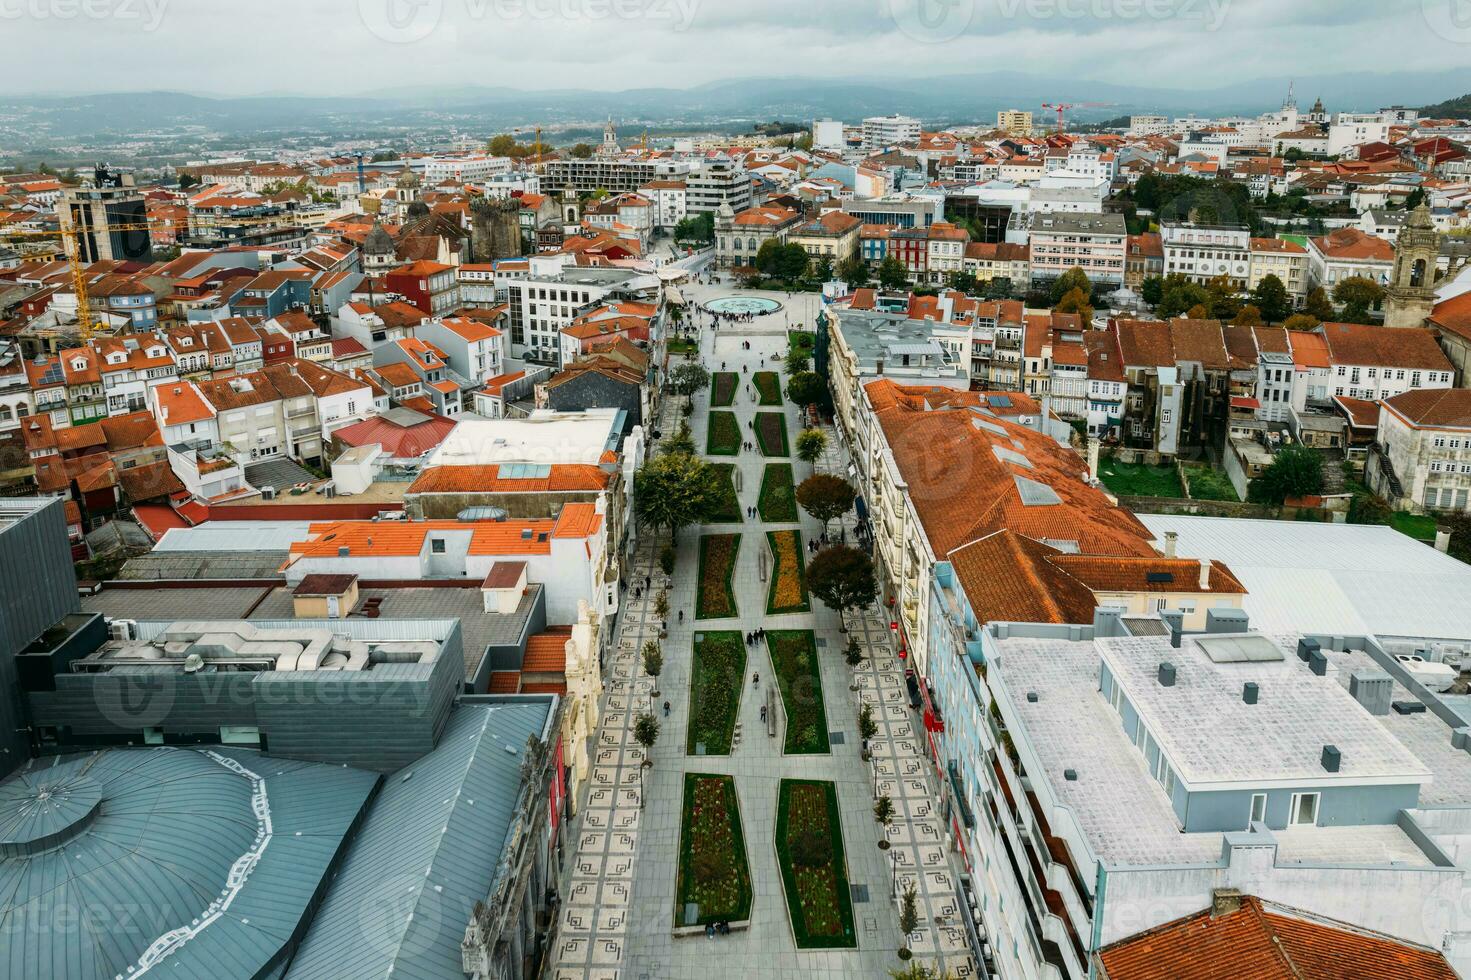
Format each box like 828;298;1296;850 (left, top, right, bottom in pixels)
1421;92;1471;117
7;68;1471;140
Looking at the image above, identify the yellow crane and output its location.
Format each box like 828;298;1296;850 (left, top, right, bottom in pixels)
1;215;154;339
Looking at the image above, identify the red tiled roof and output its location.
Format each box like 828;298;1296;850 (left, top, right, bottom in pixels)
1382;388;1471;428
1320;322;1453;371
523;627;573;673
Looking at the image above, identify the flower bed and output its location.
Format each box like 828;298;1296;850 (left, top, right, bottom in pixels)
711;372;738;408
766;530;810;615
696;534;741;620
753;371;782;406
756;412;789;457
676;773;754;926
774;779;856;949
707;464;742;524
706;411;741;456
757;463;798;523
766;630;828;754
686;631;746;755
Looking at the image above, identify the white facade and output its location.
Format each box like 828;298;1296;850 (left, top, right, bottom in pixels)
1161;223;1252;289
863;114;921;150
423;155;513;184
1329;114;1392;156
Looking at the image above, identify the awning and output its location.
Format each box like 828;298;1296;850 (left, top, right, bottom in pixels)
1230;396;1261;410
855;496;869;521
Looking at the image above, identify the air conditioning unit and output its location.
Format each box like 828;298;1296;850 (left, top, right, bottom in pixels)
322;482;336;498
260;486;276;500
109;619;138;642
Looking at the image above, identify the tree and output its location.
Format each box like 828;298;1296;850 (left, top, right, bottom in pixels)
1304;286;1335;322
985;276;1014;300
674;211;714;244
569;143;595;159
488;133;526;157
946;270;978;294
846;636;863;667
1140;275;1165;307
797;474;856;533
1205;274;1243;321
1050;267;1092;305
1185;303;1211;320
1251;273;1292;323
755;239;783;276
1157;275;1212;319
1333;276;1386;324
898;882;920;953
661;421;696;457
654;590;670;620
1054;286;1094;323
1231;304;1265;327
813;254;834;283
177;172;199;190
1282;313;1320;331
642;641;663;695
874;794;895;826
777;243;810;281
669;362;710;402
837;253;870;288
796;429;827;469
660;544;677;575
785;346;812;375
1249;444;1325;505
807;545;877;629
634;453;722;539
889;966;957;980
1442;512;1471;565
786;371;825;410
633;712;660;761
878;256;910;290
859;702;878;741
1404;187;1426;211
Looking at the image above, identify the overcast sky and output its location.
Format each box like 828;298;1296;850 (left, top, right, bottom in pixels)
4;0;1471;96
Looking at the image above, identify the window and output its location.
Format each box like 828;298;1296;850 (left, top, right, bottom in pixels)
430;539;447;554
1249;793;1267;827
1290;792;1320;826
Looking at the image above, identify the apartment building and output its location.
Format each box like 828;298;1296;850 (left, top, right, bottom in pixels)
714;203;801;271
1368;388;1471;513
1321;322;1455;401
687;157;752;214
1160;222;1253;290
996;110;1034;136
1307;228;1395;293
1247;237;1310;306
1023;212;1127;289
863;114;922;150
504;264;645;364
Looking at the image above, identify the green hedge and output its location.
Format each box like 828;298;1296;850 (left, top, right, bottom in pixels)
767;630;828;754
758;463;798;523
753;371;782;406
696;534;740;620
774;779;856;949
707;464;742;524
711;372;738;407
686;633;746;755
766;530;811;616
756;412;790;457
707;411;741;456
676;773;754;925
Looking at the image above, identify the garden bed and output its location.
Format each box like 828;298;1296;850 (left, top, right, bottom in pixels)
706;411;741;456
753;371;782;407
758;464;798;523
766;530;810;615
774;779;857;949
676;773;754;926
756;412;790;458
686;632;746;755
711;372;738;407
696;534;741;620
766;630;829;754
707;464;742;524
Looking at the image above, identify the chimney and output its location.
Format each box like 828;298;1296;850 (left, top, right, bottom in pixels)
1199;558;1211;590
1086;436;1100;484
1321;745;1341;772
1158;662;1177;687
1297;637;1321;663
1211;888;1244;917
1436;525;1453;554
1309;649;1328;676
1163;531;1178;559
1161;610;1184;647
1243;682;1259;705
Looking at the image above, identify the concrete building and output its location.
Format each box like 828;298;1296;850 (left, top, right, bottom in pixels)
996;110;1034;136
687;156;752;214
1247;237;1310;307
1161;222;1253;290
504;260;653;364
1369;388;1471;514
863;114;922;150
1021;212;1128;289
61;165;153;264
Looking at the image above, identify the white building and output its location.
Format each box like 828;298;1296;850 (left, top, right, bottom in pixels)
1161;223;1252;290
1370;388;1471;514
812;118;845;151
422;155;513;184
1329;113;1392;156
863;114;922;151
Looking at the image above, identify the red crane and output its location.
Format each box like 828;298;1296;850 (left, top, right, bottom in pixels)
1041;102;1116;134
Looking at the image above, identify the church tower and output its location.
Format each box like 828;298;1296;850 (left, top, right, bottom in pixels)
1384;203;1440;328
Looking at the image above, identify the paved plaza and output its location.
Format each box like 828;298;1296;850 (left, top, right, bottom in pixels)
552;291;976;979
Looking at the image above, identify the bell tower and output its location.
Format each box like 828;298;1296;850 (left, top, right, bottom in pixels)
1384;203;1440;328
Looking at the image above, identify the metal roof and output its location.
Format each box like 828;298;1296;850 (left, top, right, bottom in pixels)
0;747;378;980
286;700;552;980
153;520;315;553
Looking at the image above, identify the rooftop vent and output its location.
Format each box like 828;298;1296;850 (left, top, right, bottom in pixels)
1026;691;1039;703
1392;701;1427;715
1309;650;1328;677
1064;769;1078;782
1243;682;1259;705
1349;670;1393;717
1297;637;1321;663
337;546;350;557
1158;662;1177;687
1321;745;1341;773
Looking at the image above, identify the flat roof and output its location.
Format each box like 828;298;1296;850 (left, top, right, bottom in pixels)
154;520;315;553
1139;515;1471;644
425;409;622;469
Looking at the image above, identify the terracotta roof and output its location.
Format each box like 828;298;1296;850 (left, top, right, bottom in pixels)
373;362;421;389
333;412;456;459
1382;388;1471;428
1287;330;1331;370
1310;227;1395;262
522;627;573;673
488;671;521;694
1320;322;1453;371
949;531;1097;626
1051;555;1245;594
407;464;612;496
154;382;214;426
1429;291;1471;343
1333;395;1382;430
482;560;526;589
290;519;561;559
1096;895;1457;980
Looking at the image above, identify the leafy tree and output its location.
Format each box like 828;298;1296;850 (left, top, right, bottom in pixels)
634;712;660;758
898;882;920;944
1282;313;1320;331
1157;275;1212;319
813;254;834;283
370;150;398;162
874;794;895;826
786;346;812;374
660;544;677;575
1205;274;1243;320
1333;276;1386;324
178;172;199;189
1349;492;1393;526
569;143;595;159
674;211;714;244
1050;267;1092;305
1231;304;1265;327
669;362;710;401
946;270;978;294
777;243;810;281
889;966;957;980
1185;303;1211;320
1442;512;1471;565
1304;286;1335;322
661;421;696;457
859;702;878;741
846;636;863;666
488;133;529;157
1404;187;1426;210
1251;273;1292;323
796;429;827;468
1248;444;1325;505
634;453;722;539
837;253;870;288
755;239;783;276
807;545;877;628
654;590;670;620
642;641;663;694
878;256;910;290
1054;286;1094;322
985;276;1014;300
1140;275;1165;307
786;371;825;410
797;474;856;533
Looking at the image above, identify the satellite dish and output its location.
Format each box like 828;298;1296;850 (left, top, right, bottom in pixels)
183;653;205;673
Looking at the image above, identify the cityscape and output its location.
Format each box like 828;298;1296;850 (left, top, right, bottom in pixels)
6;2;1471;979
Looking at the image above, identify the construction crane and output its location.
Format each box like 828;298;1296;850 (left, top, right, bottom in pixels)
1040;102;1117;134
2;215;154;339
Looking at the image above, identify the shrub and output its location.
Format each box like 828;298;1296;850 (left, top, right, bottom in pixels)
660;544;676;576
696;534;741;620
756;412;789;457
706;411;741;456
